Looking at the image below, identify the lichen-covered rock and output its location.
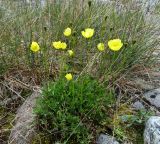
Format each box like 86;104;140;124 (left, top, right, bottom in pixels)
8;89;41;144
144;116;160;144
97;133;119;144
144;88;160;108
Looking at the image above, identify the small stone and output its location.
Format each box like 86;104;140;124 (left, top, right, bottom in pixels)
144;116;160;144
144;88;160;108
97;133;119;144
132;101;145;110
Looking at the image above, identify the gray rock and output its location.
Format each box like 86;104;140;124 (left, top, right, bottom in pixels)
144;116;160;144
144;88;160;108
8;89;41;144
132;101;145;110
97;133;119;144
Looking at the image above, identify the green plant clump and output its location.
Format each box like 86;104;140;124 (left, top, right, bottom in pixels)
34;76;115;143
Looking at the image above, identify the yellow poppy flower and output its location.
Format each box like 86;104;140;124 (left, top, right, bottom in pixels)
61;42;67;49
97;43;105;51
53;41;62;49
53;41;67;49
68;50;74;56
81;28;94;38
65;73;73;81
108;39;123;51
64;27;72;37
30;41;40;52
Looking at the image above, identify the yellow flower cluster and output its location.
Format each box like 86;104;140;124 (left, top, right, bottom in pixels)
53;41;67;49
30;27;124;81
96;39;123;52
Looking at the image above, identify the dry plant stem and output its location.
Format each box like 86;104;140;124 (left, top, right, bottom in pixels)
0;82;25;101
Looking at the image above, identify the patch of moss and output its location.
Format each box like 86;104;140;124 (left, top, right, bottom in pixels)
32;133;50;144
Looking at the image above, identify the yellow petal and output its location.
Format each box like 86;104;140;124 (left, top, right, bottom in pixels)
53;41;62;49
61;42;67;49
